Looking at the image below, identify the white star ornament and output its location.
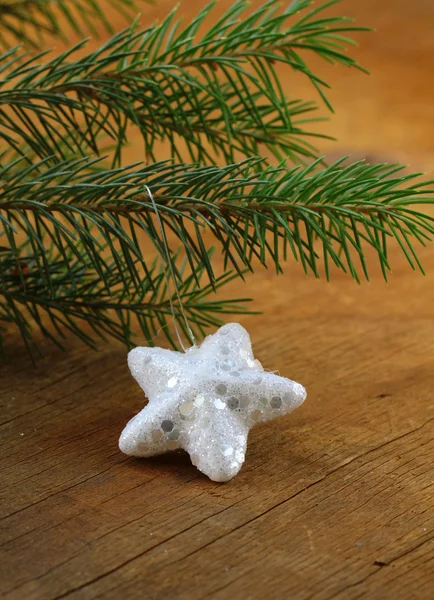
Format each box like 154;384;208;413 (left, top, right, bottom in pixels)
119;323;306;482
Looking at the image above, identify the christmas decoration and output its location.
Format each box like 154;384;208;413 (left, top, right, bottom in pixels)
119;322;306;481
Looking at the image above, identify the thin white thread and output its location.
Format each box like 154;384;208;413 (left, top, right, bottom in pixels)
145;185;196;351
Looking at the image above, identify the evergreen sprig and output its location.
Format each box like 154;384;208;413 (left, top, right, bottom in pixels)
0;0;143;48
0;239;252;361
0;0;366;167
1;0;433;360
1;156;433;289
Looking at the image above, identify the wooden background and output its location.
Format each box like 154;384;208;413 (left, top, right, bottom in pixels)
1;1;434;598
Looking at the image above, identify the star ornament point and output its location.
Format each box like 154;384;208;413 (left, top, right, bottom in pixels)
119;323;306;482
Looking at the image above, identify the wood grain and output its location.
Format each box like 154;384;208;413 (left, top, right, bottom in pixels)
1;1;433;599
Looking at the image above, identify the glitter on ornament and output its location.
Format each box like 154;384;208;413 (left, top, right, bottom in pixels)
119;323;306;482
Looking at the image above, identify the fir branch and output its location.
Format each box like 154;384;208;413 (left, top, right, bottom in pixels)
0;240;253;361
1;156;433;293
0;0;145;49
2;0;432;363
0;0;366;166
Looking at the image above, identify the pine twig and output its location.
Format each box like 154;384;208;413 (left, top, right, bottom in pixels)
0;0;146;49
0;0;367;166
0;241;254;361
1;156;433;292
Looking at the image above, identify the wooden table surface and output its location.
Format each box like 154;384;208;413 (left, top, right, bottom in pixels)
1;1;434;599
